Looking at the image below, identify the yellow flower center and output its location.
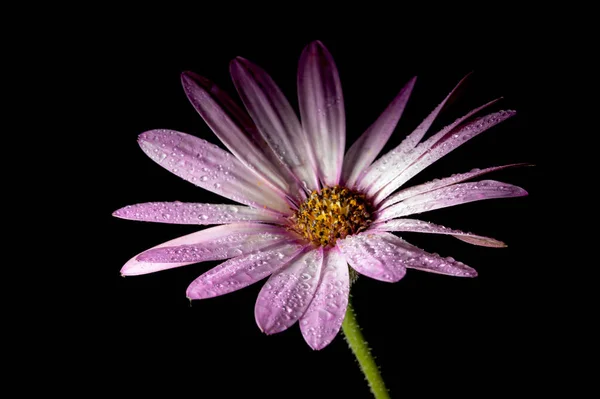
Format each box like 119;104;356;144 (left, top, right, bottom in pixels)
291;185;372;247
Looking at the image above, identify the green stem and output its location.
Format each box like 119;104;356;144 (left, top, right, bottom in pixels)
342;299;390;399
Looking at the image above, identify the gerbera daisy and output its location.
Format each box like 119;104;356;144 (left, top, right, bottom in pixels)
114;40;527;356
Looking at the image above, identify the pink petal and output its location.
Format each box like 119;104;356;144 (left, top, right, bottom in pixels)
137;224;297;263
120;224;276;276
338;232;477;278
113;202;285;225
186;241;305;300
370;218;506;248
360;98;500;199
138;129;292;214
355;73;473;191
298;40;345;187
342;76;416;188
376;180;528;221
255;247;324;335
379;163;530;210
300;247;349;350
372;109;514;204
336;233;407;282
230;57;319;192
181;72;302;200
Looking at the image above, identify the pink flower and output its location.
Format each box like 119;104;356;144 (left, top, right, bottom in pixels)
114;41;527;350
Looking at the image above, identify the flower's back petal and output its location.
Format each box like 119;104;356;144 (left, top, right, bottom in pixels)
113;202;285;225
376;180;528;221
138;129;292;214
137;224;297;263
255;247;324;335
379;163;531;210
120;224;277;276
230;57;319;192
300;247;349;350
339;232;477;278
372;109;514;204
336;233;407;282
181;72;301;200
186;241;305;300
370;218;506;248
342;77;416;188
298;41;345;187
356;73;473;191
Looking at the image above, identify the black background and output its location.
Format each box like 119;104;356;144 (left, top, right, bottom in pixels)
88;15;553;398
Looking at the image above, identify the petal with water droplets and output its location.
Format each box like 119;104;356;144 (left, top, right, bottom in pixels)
376;180;528;221
138;129;291;214
300;247;349;350
298;40;345;186
255;247;324;335
356;74;475;191
113;202;285;225
181;72;301;199
342;76;416;188
186;241;305;300
120;224;281;276
372;109;515;203
371;218;506;248
230;57;318;191
339;232;477;278
336;233;407;282
137;223;297;263
379;163;531;210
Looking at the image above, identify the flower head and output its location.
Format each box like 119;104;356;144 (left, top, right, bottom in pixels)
114;41;527;350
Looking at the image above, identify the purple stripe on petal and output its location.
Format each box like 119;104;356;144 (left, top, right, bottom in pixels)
342;76;416;188
230;57;319;192
120;224;270;276
186;241;305;300
355;73;473;191
113;202;285;225
300;247;349;350
137;224;297;263
372;109;513;204
376;180;528;221
181;72;301;200
255;247;324;335
339;232;477;278
138;129;292;214
298;41;345;187
379;163;531;210
370;218;506;248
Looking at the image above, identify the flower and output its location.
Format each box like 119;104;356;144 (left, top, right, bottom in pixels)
114;40;527;350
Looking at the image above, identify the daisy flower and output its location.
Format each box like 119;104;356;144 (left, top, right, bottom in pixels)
114;40;527;356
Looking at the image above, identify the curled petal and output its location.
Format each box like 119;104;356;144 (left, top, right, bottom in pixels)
373;109;515;203
300;247;349;350
376;180;528;221
379;163;531;210
298;40;345;186
137;224;297;263
186;241;305;300
342;76;416;188
181;72;301;199
138;129;292;214
255;247;324;335
113;202;285;225
370;218;506;248
230;57;318;191
338;232;477;278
